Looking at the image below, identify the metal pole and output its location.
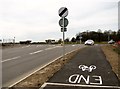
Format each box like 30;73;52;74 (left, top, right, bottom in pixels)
62;17;65;60
13;37;15;46
79;36;81;44
108;34;110;41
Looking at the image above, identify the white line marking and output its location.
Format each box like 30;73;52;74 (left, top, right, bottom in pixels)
36;45;42;47
72;45;75;46
45;46;61;51
9;48;81;87
22;45;30;48
41;82;120;89
29;50;43;55
2;56;21;63
40;83;47;89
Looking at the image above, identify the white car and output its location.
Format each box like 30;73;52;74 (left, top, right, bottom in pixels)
84;39;94;45
108;39;115;44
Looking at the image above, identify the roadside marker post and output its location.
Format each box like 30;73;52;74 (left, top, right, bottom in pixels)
58;7;68;60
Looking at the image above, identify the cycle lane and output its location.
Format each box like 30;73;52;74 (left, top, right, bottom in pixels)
41;46;120;89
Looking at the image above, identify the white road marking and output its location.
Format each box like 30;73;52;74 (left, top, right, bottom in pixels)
78;65;96;72
45;46;61;50
72;45;75;46
40;83;47;89
22;45;30;48
36;45;43;47
2;56;21;63
40;82;120;89
29;50;43;55
9;48;81;88
22;47;25;48
8;56;63;88
68;74;102;85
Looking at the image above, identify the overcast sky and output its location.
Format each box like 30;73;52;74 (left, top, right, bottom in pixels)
0;0;119;42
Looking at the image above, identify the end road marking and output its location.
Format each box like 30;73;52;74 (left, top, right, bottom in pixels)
2;56;21;63
69;74;102;85
40;82;120;89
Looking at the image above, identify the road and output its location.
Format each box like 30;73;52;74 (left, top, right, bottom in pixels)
41;45;120;89
2;44;85;87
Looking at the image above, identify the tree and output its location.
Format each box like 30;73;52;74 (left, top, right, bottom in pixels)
97;29;102;42
76;35;80;42
76;32;82;42
117;29;120;41
58;39;62;44
65;38;70;43
118;29;120;34
71;37;76;42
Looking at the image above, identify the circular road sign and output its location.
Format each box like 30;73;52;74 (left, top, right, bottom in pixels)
58;7;68;17
59;18;69;27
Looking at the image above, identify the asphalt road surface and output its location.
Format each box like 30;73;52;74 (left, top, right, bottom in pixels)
41;45;120;89
2;44;84;87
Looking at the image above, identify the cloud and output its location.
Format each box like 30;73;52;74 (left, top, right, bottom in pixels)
0;0;119;41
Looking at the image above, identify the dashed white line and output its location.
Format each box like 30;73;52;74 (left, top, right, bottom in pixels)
72;45;75;46
36;45;42;47
9;48;80;88
2;56;21;63
22;45;30;48
29;50;43;55
45;46;61;50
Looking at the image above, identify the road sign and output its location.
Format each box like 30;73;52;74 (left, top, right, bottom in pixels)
58;7;68;61
58;7;68;17
61;27;67;32
80;37;82;39
59;18;69;27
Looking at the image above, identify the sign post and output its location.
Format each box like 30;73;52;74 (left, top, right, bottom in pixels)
58;7;68;60
62;17;65;59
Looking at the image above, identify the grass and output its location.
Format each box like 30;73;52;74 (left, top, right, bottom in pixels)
101;45;120;80
113;46;120;54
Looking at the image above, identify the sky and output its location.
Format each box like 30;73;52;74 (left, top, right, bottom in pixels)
0;0;120;42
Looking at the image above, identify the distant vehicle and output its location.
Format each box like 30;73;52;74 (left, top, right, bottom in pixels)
108;39;115;44
84;39;94;45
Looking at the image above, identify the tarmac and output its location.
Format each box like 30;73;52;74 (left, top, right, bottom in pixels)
41;46;120;89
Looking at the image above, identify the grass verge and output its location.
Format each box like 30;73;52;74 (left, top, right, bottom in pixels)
101;45;120;80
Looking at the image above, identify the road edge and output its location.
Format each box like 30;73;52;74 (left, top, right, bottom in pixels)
8;47;85;88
